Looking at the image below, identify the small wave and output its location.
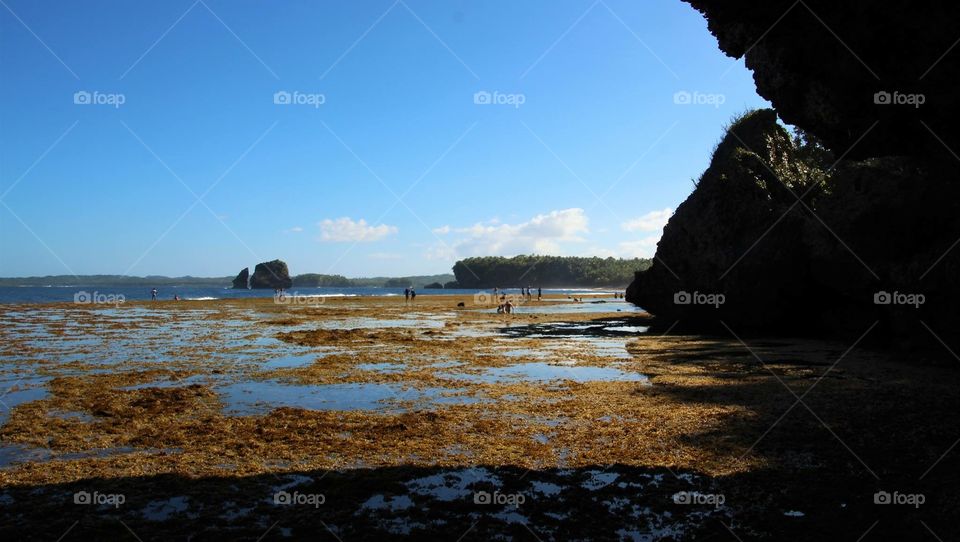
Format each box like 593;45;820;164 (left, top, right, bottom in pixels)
382;293;400;296
185;296;218;301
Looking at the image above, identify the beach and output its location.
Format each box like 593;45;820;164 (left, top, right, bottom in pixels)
1;295;957;540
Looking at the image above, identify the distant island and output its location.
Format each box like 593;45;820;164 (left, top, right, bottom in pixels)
452;255;651;288
291;273;458;289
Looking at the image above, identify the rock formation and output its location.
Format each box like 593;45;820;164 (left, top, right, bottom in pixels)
628;108;960;346
628;110;824;330
628;2;960;350
249;260;293;289
231;268;249;289
682;0;960;160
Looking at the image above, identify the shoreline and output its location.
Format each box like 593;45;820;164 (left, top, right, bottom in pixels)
0;288;631;307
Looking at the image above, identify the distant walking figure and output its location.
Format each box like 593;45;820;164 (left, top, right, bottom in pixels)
404;288;410;302
410;288;416;301
151;288;158;301
537;287;542;301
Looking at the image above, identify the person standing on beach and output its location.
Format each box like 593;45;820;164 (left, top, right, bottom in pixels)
410;288;416;301
537;287;542;301
404;287;410;302
151;288;158;301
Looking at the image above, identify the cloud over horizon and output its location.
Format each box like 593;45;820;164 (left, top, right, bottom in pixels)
429;208;589;260
621;208;673;232
318;218;398;243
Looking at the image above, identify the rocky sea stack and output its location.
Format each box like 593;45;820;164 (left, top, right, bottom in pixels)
629;1;960;349
231;268;249;289
249;260;293;290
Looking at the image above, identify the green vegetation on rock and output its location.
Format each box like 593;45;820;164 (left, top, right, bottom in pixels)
453;255;650;288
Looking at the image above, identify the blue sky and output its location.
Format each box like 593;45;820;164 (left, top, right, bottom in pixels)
0;0;769;278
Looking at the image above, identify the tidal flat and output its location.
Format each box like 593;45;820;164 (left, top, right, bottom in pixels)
0;295;957;540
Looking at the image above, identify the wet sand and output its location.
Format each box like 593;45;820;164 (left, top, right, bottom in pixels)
0;295;958;540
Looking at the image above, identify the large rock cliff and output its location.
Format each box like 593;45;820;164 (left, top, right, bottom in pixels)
628;2;960;349
627;108;960;345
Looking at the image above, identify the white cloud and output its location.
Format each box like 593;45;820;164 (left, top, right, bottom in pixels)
318;217;397;242
427;208;589;260
618;235;661;258
432;225;451;235
621;208;673;232
284;226;304;234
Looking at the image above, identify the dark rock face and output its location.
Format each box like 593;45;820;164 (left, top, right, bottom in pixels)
628;2;960;349
249;260;293;289
627;110;830;331
627;109;960;347
231;268;249;289
683;0;960;159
